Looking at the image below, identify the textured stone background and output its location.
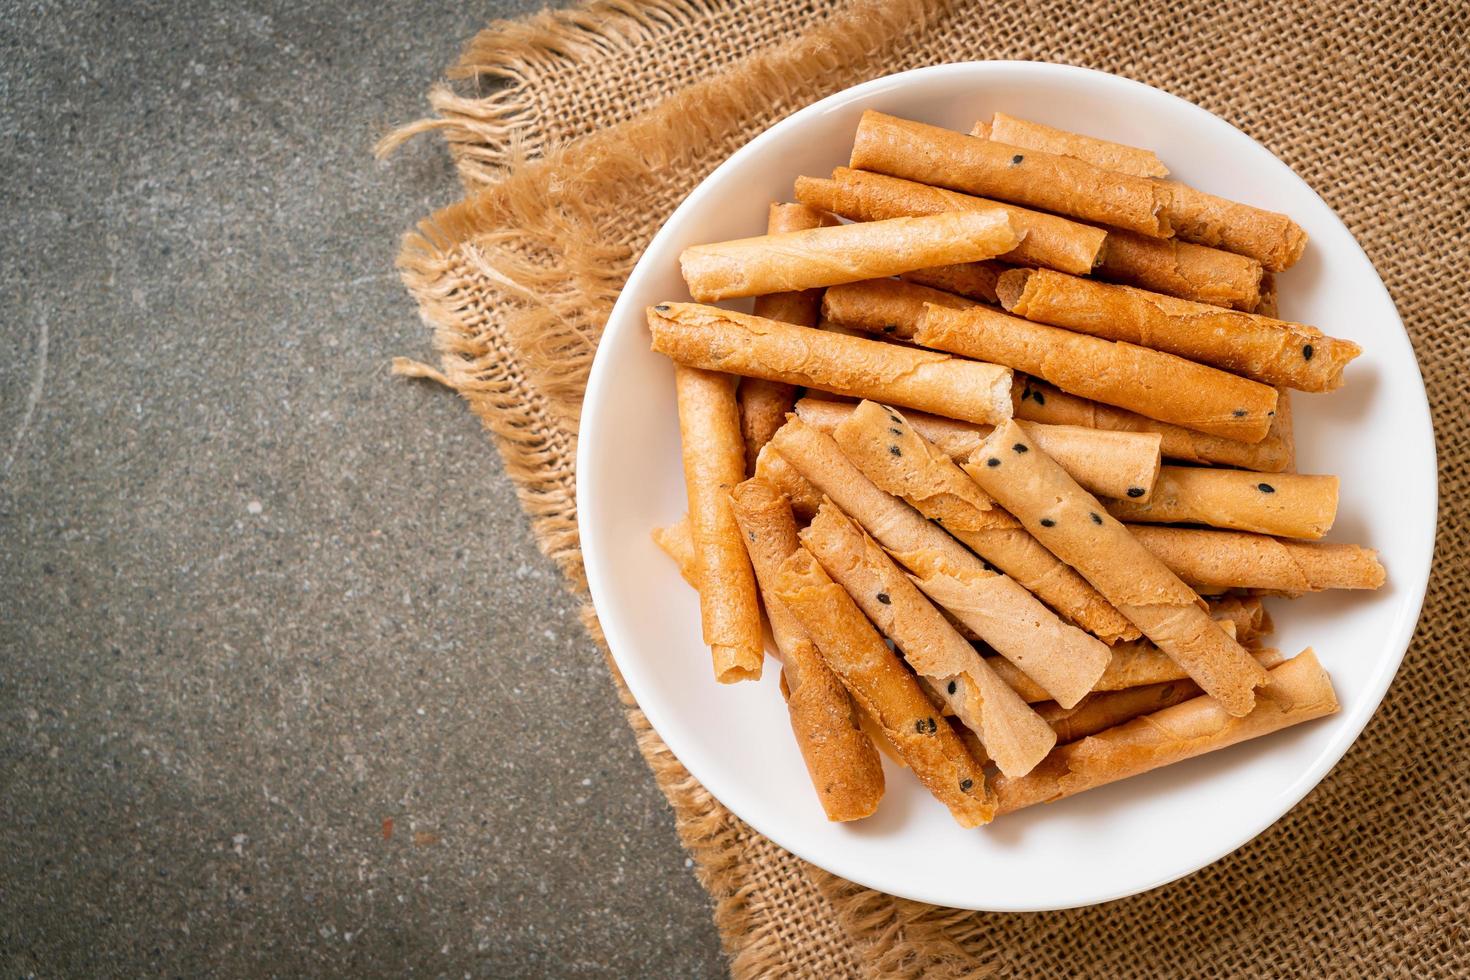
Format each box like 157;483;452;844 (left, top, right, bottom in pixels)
0;1;724;975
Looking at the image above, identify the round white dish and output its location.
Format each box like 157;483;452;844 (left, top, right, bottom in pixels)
576;62;1436;911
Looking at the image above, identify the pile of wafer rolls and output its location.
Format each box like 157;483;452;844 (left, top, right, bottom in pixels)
646;109;1381;826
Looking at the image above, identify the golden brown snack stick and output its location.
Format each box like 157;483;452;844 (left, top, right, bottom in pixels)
794;167;1106;275
990;639;1286;703
739;203;836;474
773;547;995;826
1096;228;1263;310
1206;596;1271;643
753;443;822;522
850;111;1172;237
901;262;1008;304
828;400;1137;644
1128;525;1387;593
1015;378;1294;472
678;210;1017;302
652;517;698;587
998;268;1361;392
994;650;1337;814
795;394;1160;502
974;113;1169;179
821;277;978;339
649;303;1014;425
674;366;763;682
1157;180;1308;272
1105;467;1339;539
768;417;1109;707
967;420;1268;716
801;502;1056;776
729;480;884;821
918;304;1277;442
1037;647;1290;743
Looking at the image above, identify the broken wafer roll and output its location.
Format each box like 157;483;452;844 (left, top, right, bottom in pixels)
1206;596;1271;644
730;480;884;821
918;304;1278;442
850;111;1172;238
901;262;1008;304
772;546;995;827
795;394;1161;502
973;113;1169;179
1105;467;1339;539
678;209;1018;302
967;420;1269;716
829;400;1137;644
648;303;1014;425
1015;379;1295;472
997;268;1361;392
1157;180;1308;272
995;649;1338;814
794;168;1107;275
674;366;764;683
801;502;1056;777
652;517;698;587
740;202;836;473
1096;228;1263;310
753;443;822;522
1255;273;1279;317
990;638;1286;703
768;417;1109;707
1129;525;1387;593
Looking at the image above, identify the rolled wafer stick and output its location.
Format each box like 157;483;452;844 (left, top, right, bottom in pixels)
994;649;1338;814
794;168;1106;275
1036;646;1291;743
730;480;884;821
678;209;1018;302
850;111;1172;238
753;442;822;522
652;517;698;587
648;303;1014;425
966;420;1268;716
1128;525;1387;593
801;502;1056;776
795;394;1161;502
973;113;1169;179
772;546;995;827
768;416;1109;707
1105;467;1339;539
675;366;764;683
989;638;1286;703
740;203;836;474
918;304;1278;442
901;262;1008;304
1156;180;1308;272
997;268;1361;392
821;277;977;339
1096;228;1263;310
1015;378;1295;472
829;400;1138;644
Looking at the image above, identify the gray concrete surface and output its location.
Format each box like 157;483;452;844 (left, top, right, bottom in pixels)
0;2;725;975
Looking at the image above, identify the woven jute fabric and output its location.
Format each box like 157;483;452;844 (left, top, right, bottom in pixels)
387;0;1469;974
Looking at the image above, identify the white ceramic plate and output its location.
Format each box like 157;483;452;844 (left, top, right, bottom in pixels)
577;62;1436;911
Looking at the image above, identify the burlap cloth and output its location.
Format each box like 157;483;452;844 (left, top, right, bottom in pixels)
385;1;1469;974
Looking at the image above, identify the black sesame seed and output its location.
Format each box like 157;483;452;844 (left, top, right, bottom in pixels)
1013;443;1028;453
927;718;938;734
1011;154;1024;165
888;413;901;424
876;592;891;605
1303;344;1315;361
654;304;670;311
1040;518;1056;528
1127;487;1145;498
1090;512;1103;525
959;778;974;792
947;680;957;695
1233;409;1248;417
889;427;902;436
882;324;897;334
1033;389;1045;405
915;720;925;734
889;445;902;457
1258;482;1276;493
986;457;1000;467
748;532;756;542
